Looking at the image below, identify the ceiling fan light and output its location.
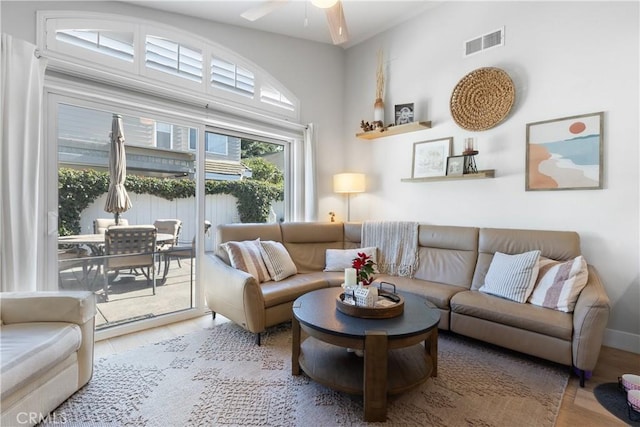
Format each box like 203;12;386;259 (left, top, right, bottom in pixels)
311;0;339;9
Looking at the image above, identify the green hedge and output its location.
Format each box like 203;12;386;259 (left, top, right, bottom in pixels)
58;168;284;236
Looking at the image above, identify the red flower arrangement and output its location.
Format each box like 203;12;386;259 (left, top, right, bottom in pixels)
352;252;376;286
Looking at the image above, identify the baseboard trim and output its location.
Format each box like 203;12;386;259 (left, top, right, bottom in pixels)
603;328;640;354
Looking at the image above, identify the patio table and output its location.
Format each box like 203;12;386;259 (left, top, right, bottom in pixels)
58;232;176;285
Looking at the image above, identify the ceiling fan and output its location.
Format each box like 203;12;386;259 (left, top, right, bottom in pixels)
241;0;349;45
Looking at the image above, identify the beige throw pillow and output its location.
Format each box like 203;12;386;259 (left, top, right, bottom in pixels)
479;250;541;303
221;239;271;283
528;256;589;312
259;240;297;281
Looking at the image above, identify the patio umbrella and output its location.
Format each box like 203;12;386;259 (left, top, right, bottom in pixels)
104;114;132;225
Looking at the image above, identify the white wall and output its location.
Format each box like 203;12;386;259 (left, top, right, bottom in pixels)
340;1;639;352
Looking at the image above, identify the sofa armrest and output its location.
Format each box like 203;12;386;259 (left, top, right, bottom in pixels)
0;291;96;388
572;265;610;372
202;254;266;333
0;291;96;325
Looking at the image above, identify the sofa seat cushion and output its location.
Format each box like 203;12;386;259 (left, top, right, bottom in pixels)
375;275;466;310
450;291;572;340
260;273;331;308
1;322;82;399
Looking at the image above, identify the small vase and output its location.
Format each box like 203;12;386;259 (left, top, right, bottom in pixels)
374;98;385;123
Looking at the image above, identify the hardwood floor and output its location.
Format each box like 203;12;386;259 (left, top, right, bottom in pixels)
95;316;639;426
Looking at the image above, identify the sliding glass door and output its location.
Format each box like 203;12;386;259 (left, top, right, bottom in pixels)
53;97;200;330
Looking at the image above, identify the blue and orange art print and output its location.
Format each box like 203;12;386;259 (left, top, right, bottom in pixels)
526;112;603;190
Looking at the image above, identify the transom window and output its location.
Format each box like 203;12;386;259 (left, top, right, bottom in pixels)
56;29;134;62
39;12;299;120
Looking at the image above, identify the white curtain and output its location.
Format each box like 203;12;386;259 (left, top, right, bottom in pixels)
303;123;318;221
0;34;47;292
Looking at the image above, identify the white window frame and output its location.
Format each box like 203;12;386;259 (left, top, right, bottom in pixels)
38;11;300;122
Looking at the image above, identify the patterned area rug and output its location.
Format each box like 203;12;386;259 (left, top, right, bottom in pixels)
44;322;568;426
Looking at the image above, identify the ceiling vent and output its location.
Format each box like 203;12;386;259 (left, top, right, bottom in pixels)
464;27;505;57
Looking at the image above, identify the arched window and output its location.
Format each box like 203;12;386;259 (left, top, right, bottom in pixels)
38;11;299;120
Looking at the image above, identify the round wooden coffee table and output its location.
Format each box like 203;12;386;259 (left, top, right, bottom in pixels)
291;287;440;422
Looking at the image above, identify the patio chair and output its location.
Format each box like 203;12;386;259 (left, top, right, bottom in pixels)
103;225;157;301
94;218;129;234
58;247;92;289
154;219;183;271
159;220;211;284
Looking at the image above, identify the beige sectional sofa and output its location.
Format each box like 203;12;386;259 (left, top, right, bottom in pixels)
203;221;610;386
0;291;96;426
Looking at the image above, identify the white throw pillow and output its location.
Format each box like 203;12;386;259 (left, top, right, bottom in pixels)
259;240;297;281
528;256;589;312
324;247;377;272
479;250;541;303
221;239;271;283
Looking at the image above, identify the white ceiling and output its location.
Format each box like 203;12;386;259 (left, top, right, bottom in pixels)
123;0;441;48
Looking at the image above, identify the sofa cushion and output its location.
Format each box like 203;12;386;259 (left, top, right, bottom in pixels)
375;275;466;310
324;247;377;272
259;240;297;281
479;250;541;303
1;322;82;399
260;272;331;307
281;222;347;273
529;256;589;312
450;291;572;340
222;239;271;283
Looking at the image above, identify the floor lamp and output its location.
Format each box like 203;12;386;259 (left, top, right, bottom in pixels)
333;173;365;222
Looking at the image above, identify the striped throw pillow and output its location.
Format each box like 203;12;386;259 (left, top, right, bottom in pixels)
479;250;541;303
222;239;271;283
259;240;297;281
528;256;589;312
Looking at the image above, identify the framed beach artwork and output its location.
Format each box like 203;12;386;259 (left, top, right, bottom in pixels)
412;137;452;178
526;112;604;191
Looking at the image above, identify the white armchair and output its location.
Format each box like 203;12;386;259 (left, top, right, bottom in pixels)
0;291;96;426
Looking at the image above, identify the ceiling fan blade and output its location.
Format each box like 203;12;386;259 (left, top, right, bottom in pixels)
325;0;349;45
241;0;290;22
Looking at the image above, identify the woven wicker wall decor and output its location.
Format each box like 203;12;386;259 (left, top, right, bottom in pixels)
450;67;515;131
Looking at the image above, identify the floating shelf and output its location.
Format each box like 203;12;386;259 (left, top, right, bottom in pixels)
401;170;495;183
356;121;432;140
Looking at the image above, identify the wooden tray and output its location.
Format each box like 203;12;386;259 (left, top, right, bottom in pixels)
336;290;405;319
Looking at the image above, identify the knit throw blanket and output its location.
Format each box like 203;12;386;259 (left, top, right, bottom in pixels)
362;220;419;277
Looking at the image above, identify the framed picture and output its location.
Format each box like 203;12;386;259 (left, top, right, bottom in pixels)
526;112;604;191
446;155;465;176
411;137;452;178
395;103;414;125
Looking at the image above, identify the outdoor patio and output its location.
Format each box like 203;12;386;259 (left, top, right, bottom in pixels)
59;254;197;329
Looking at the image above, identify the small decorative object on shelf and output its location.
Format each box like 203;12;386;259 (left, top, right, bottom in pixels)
329;211;336;222
356;121;429;139
373;49;385;124
462;137;479;174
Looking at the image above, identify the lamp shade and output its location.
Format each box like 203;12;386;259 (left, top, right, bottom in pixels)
333;173;365;193
311;0;338;9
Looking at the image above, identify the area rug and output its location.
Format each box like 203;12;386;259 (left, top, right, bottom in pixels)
43;322;568;426
594;382;640;426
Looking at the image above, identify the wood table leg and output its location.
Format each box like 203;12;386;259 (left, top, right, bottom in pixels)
364;330;388;422
425;328;438;377
292;314;301;375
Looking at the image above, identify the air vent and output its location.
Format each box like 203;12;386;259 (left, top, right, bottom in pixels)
464;27;505;57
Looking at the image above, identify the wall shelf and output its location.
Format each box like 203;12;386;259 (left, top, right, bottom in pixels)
356;121;432;140
401;170;495;183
